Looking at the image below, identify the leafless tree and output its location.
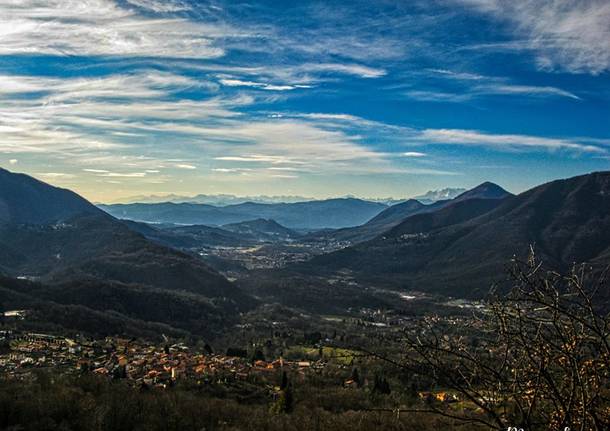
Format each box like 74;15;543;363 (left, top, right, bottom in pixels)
373;249;610;430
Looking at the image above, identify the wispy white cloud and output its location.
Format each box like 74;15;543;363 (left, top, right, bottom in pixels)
82;169;149;178
1;65;602;185
0;0;391;91
413;69;580;101
269;2;419;63
267;167;303;172
263;84;299;91
125;0;190;13
100;172;148;178
201;120;387;166
218;77;311;91
405;86;578;102
214;155;293;163
37;172;76;179
475;84;580;100
425;69;486;81
0;70;407;179
418;129;604;153
456;0;610;74
218;78;262;88
83;169;110;173
0;72;248;157
296;113;363;122
0;118;126;154
0;0;246;58
270;174;299;179
297;63;386;79
285;112;410;134
212;168;252;173
0;72;207;99
181;61;386;93
405;90;472;103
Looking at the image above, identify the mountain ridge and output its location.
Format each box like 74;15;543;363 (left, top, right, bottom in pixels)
0;168;254;338
298;171;610;298
99;198;387;229
0;167;105;225
304;182;511;245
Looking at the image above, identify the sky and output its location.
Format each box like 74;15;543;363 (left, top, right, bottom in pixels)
1;0;609;202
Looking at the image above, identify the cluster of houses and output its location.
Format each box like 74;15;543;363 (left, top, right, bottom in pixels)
0;331;320;389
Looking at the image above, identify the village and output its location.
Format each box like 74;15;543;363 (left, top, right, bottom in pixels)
0;298;495;411
0;330;323;391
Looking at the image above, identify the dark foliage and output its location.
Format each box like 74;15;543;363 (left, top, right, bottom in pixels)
0;374;456;431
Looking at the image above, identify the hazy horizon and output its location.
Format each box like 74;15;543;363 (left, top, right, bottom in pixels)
94;187;470;205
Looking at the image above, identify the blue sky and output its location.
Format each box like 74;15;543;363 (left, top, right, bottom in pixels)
1;0;609;202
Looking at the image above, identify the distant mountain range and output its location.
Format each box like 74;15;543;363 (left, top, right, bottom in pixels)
107;193;317;205
106;188;468;207
0;167;253;339
3;166;610;333
306;183;511;244
413;187;467;204
298;172;610;298
99;199;388;230
99;188;483;230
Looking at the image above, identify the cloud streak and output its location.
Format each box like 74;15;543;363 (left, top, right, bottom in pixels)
407;69;580;102
457;0;610;74
0;0;250;58
0;71;404;180
418;129;604;153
